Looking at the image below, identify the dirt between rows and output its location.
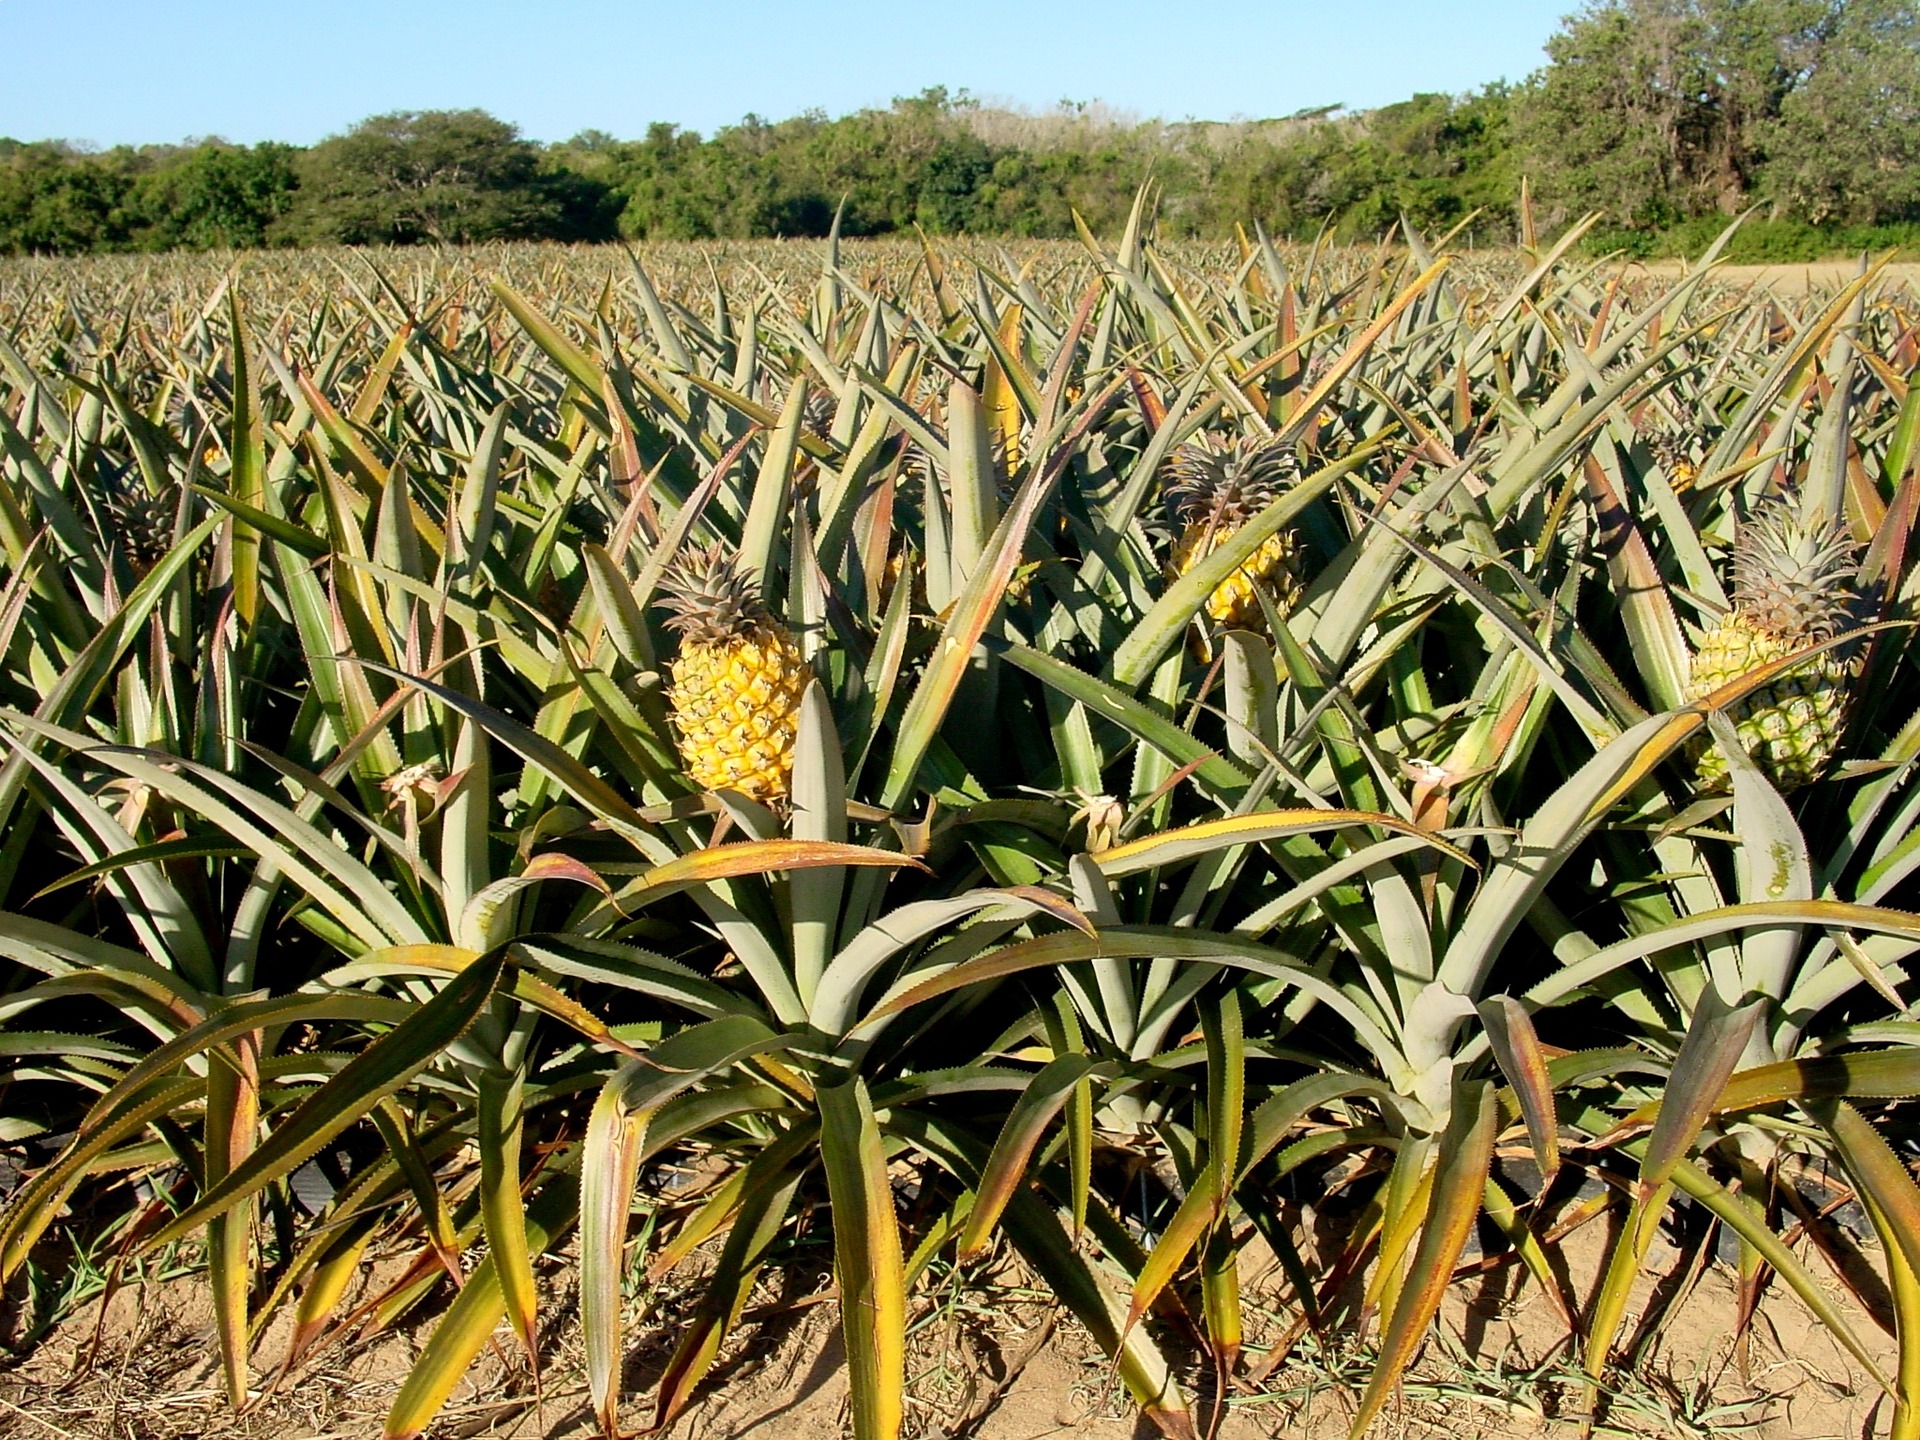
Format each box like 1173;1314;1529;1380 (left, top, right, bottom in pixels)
1637;260;1920;296
0;1195;1894;1440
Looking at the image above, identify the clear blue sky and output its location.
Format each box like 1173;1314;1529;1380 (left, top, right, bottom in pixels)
0;0;1571;148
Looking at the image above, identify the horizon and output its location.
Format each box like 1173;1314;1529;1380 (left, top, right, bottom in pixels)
0;0;1567;150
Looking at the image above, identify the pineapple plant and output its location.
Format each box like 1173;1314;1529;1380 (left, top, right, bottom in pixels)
1164;432;1304;629
803;389;838;441
12;215;1920;1440
1685;500;1867;790
1647;428;1699;492
657;543;812;803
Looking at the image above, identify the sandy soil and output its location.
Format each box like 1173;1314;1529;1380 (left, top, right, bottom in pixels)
1638;259;1920;296
0;1198;1895;1440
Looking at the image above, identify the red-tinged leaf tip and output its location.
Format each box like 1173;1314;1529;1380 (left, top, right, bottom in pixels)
1001;884;1096;935
1144;1405;1200;1440
522;852;612;893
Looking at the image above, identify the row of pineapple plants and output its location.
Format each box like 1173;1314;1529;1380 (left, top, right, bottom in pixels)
0;199;1915;1440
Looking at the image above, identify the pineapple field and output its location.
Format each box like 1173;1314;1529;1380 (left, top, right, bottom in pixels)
0;203;1919;1440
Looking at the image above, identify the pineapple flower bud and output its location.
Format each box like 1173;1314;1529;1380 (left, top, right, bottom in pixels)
1070;788;1126;854
380;761;446;810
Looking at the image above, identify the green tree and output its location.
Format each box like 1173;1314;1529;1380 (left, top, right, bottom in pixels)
915;136;993;232
1513;0;1916;229
278;110;616;245
126;142;299;249
0;144;136;254
1762;0;1920;222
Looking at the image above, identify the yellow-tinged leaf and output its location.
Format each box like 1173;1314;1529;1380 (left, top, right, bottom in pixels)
1202;990;1244;1222
1094;808;1472;877
819;1077;906;1440
383;1175;577;1440
1280;258;1449;445
226;293;263;628
335;943;640;1058
350;322;413;426
651;1161;807;1431
958;1054;1102;1259
1585;622;1908;818
1349;1084;1498;1438
477;1069;537;1363
1666;1160;1893;1393
456;853;610;952
206;1035;259;1407
1478;997;1560;1184
1125;1074;1385;1336
0;1078;204;1279
1612;1047;1920;1131
491;280;605;398
604;839;927;916
1818;1098;1920;1287
1585;995;1760;1391
146;951;508;1250
281;1214;381;1369
861;927;1395;1063
984;304;1029;467
581;1017;788;1434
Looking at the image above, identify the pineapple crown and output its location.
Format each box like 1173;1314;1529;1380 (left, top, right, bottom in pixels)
803;391;838;440
1731;500;1864;642
657;544;773;646
87;468;178;573
1647;429;1695;468
903;423;1027;491
1165;433;1299;529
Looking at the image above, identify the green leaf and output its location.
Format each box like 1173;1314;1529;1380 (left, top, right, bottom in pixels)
818;1077;906;1440
790;681;848;1011
959;1053;1103;1259
383;1173;579;1440
994;638;1254;804
880;404;1077;808
146;950;508;1248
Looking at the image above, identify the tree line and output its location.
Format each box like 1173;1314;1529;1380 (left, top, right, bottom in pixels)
4;0;1916;258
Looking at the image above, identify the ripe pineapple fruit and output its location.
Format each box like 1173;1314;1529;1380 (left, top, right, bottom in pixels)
657;545;811;803
1165;433;1304;629
1685;502;1866;790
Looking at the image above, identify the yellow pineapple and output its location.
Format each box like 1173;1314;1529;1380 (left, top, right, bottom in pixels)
657;545;811;803
1686;502;1865;790
1165;433;1304;630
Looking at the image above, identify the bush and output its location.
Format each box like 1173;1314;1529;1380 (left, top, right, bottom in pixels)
1584;215;1920;261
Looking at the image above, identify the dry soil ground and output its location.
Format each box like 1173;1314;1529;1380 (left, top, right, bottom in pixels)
0;1206;1895;1440
1642;260;1920;296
